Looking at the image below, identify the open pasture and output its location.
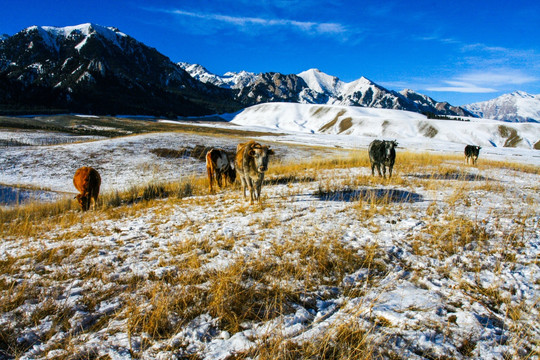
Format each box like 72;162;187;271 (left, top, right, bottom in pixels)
0;118;538;359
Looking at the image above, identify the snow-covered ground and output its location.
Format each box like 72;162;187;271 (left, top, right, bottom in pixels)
0;130;333;205
0;110;539;359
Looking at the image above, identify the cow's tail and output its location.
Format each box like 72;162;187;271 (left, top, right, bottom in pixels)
206;151;215;192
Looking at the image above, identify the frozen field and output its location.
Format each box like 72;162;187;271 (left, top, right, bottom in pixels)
0;113;539;359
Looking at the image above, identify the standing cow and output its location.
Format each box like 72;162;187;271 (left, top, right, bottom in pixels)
206;148;236;193
73;166;101;211
464;145;481;164
368;140;397;178
235;140;274;204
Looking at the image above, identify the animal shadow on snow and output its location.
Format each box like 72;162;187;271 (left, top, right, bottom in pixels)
316;188;423;203
406;172;490;181
264;175;316;185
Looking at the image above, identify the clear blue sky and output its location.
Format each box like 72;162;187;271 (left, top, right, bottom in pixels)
2;0;539;105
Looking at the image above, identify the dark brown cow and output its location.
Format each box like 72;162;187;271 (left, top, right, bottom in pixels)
235;141;274;204
206;148;236;193
73;166;101;211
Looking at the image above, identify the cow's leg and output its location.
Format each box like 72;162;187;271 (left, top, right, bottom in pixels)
216;171;223;189
247;177;255;204
376;164;382;177
371;163;375;176
255;176;263;203
241;176;247;198
207;166;214;193
389;165;393;178
382;165;387;179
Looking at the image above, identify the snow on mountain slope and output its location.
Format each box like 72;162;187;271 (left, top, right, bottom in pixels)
177;62;257;89
297;68;343;96
464;91;540;122
27;23;126;52
231;103;540;151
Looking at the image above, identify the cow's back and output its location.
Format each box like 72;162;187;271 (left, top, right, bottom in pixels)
73;167;91;193
235;141;254;175
368;140;384;163
73;167;101;194
207;149;227;170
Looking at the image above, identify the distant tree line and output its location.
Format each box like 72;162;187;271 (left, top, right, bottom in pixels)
422;112;470;121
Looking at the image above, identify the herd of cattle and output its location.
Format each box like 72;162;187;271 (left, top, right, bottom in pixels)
72;140;481;211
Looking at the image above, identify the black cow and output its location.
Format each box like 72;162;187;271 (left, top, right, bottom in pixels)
464;145;481;164
368;140;397;178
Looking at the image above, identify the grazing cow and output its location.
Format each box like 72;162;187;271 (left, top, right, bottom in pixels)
368;140;398;178
206;148;236;193
73;166;101;211
464;145;481;164
235;140;274;204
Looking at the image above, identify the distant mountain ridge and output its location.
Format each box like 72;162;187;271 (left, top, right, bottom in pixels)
1;23;537;121
464;91;540;123
0;23;240;116
178;65;475;117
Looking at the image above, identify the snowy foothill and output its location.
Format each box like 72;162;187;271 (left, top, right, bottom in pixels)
230;103;540;165
0;106;539;359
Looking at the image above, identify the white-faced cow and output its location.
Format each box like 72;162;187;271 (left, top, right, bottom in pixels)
206;148;236;193
464;145;481;164
235;140;274;204
368;140;397;178
73;166;101;211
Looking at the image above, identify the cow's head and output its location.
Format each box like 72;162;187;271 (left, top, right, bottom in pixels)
249;144;274;173
384;140;398;158
75;193;90;211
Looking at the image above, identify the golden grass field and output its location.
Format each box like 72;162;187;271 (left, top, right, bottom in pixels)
1;132;539;359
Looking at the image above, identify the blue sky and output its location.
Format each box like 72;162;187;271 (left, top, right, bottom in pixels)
2;0;539;105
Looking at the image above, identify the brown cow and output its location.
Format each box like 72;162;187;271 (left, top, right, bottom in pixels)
235;140;274;204
206;148;236;193
73;166;101;211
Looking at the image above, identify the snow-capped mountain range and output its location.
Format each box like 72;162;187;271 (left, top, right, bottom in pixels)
181;62;540;122
0;23;539;122
178;64;474;117
464;91;540;123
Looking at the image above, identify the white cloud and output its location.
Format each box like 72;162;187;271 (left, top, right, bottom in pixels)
161;8;346;36
456;71;538;86
427;81;497;93
421;69;539;94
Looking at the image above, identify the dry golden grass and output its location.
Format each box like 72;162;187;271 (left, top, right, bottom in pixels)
478;158;540;175
2;149;533;240
1;148;538;358
237;318;382;360
0;176;204;240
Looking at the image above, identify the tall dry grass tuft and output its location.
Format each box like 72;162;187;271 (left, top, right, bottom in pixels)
237;317;383;360
411;216;490;258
